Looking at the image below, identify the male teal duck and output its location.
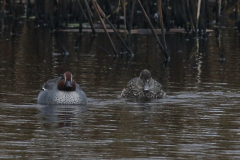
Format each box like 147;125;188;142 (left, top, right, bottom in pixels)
121;69;166;98
38;71;87;105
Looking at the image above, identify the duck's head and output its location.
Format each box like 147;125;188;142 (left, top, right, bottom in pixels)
139;69;152;94
57;71;76;91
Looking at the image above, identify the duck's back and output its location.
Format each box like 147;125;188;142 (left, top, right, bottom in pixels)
148;80;166;98
121;78;165;98
121;77;141;98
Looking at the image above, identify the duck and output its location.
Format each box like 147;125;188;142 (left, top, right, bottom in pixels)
121;69;166;98
38;71;87;105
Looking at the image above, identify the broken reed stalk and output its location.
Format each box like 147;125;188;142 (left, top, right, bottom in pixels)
121;0;127;38
188;0;197;32
136;0;169;59
128;0;136;47
0;0;2;27
79;4;83;33
26;0;30;19
216;0;221;25
165;0;170;31
181;0;188;32
12;0;16;35
116;4;120;29
77;0;87;33
196;0;201;35
35;0;40;25
157;0;167;51
205;0;210;28
201;0;206;37
106;0;114;22
221;0;227;26
83;0;96;34
65;0;69;27
96;2;134;56
2;1;6;26
77;0;88;20
49;1;54;30
237;1;240;32
83;0;93;17
186;0;194;31
144;1;150;22
129;0;136;34
92;0;117;55
105;1;128;19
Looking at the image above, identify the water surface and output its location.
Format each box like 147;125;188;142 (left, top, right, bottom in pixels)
1;21;240;159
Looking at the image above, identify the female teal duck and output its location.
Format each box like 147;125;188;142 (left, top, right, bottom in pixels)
121;69;166;98
38;71;87;105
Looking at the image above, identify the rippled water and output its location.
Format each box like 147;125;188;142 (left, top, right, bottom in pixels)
1;21;240;159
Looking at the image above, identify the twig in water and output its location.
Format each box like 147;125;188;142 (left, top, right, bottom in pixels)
93;42;111;55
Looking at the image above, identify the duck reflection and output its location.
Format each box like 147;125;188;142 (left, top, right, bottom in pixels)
39;104;87;127
124;97;156;104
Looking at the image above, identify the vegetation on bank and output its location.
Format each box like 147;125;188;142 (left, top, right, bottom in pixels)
1;0;238;62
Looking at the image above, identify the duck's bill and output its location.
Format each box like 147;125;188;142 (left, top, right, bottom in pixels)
144;84;150;92
65;80;72;88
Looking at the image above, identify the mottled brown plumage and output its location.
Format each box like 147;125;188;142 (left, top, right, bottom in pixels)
121;69;166;98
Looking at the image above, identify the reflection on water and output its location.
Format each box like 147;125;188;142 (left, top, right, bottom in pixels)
39;105;87;126
1;21;240;159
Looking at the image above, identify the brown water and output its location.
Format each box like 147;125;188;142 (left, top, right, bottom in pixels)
1;21;240;159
